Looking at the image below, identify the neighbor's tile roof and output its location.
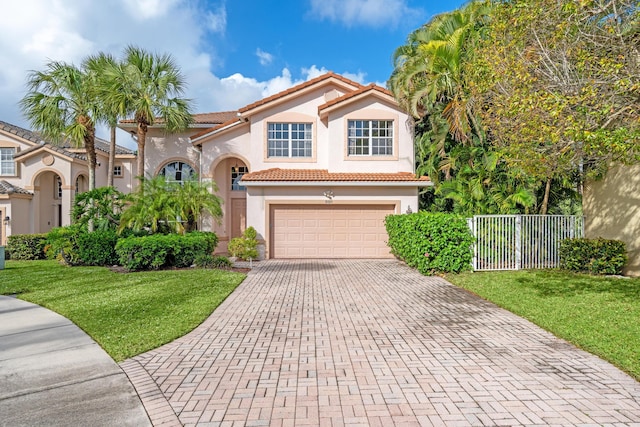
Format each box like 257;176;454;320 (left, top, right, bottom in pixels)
241;168;430;182
318;83;395;112
12;140;86;161
0;180;32;195
238;72;363;113
1;120;133;157
120;111;239;125
0;120;45;144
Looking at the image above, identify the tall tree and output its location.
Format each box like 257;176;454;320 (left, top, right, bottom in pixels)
471;0;640;213
389;1;537;215
20;61;100;190
85;53;123;188
102;46;193;179
389;1;491;142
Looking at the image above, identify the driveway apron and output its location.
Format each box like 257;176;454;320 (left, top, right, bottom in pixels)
122;259;640;426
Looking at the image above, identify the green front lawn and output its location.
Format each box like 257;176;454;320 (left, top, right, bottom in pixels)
447;270;640;381
0;260;246;361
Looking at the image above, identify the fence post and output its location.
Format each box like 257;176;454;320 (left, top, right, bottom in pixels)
468;217;477;271
515;215;522;270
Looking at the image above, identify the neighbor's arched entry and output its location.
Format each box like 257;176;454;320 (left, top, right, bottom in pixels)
33;170;64;233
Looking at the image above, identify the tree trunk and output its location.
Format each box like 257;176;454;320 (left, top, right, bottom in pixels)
136;122;147;182
84;129;97;233
540;177;551;215
107;126;116;187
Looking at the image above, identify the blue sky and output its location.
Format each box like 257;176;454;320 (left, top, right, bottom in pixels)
0;0;466;148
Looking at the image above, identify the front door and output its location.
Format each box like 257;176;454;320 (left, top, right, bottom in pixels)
231;198;246;238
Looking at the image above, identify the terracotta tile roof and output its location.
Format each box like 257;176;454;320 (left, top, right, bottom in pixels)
119;111;238;125
241;168;431;182
318;83;395;112
238;72;363;114
190;117;245;141
0;180;32;195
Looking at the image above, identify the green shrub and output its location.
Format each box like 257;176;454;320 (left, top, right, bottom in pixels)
115;232;218;271
385;212;474;274
559;238;627;275
45;226;83;265
195;254;233;269
6;234;47;260
115;235;169;271
228;227;259;260
76;230;119;266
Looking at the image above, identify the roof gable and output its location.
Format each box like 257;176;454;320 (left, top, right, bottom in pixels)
318;84;398;118
238;72;363;116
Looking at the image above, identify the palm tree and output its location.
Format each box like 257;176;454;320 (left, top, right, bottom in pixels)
119;175;223;234
388;1;491;142
102;46;193;179
20;61;100;189
84;52;124;188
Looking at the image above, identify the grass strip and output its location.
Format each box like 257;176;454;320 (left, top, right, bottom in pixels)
1;260;246;361
447;269;640;380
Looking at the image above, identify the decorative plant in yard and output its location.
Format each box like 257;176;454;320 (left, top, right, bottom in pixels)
228;226;259;261
385;212;474;274
119;175;223;234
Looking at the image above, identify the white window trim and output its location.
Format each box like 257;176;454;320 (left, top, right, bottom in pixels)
0;147;16;176
267;122;313;159
347;119;394;157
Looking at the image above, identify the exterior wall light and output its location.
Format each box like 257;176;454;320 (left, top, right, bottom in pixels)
3;216;9;225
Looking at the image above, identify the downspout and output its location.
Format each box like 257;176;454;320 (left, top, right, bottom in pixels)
196;143;203;231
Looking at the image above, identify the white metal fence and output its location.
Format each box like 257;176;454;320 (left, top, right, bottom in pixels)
468;215;584;271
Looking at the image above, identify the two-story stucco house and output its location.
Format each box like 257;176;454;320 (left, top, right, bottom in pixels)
121;72;431;258
2;72;430;258
0;121;136;245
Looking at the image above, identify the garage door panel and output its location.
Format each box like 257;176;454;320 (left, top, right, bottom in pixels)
271;204;394;259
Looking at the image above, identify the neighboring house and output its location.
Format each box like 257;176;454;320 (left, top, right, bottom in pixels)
583;164;640;275
0;121;135;245
125;72;431;258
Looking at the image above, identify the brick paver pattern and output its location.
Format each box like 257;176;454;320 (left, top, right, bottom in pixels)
122;260;640;426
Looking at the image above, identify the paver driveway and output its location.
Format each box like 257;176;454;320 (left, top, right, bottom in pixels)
121;260;640;426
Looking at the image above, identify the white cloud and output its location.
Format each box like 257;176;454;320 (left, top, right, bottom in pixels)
205;4;227;33
308;0;419;28
0;1;374;151
120;0;183;21
256;48;274;66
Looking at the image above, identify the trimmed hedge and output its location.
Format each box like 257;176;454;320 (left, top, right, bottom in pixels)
76;230;120;266
115;232;218;271
559;238;627;275
385;212;474;274
6;234;47;260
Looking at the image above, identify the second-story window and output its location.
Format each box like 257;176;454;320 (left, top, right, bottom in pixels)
267;123;312;158
0;148;16;176
347;120;393;156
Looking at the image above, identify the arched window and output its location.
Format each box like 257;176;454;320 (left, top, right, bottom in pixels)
75;175;87;195
158;161;195;183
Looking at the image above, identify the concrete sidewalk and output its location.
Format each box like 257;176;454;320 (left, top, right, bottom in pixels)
0;295;151;427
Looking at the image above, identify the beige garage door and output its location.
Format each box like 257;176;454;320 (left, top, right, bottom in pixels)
270;204;395;258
